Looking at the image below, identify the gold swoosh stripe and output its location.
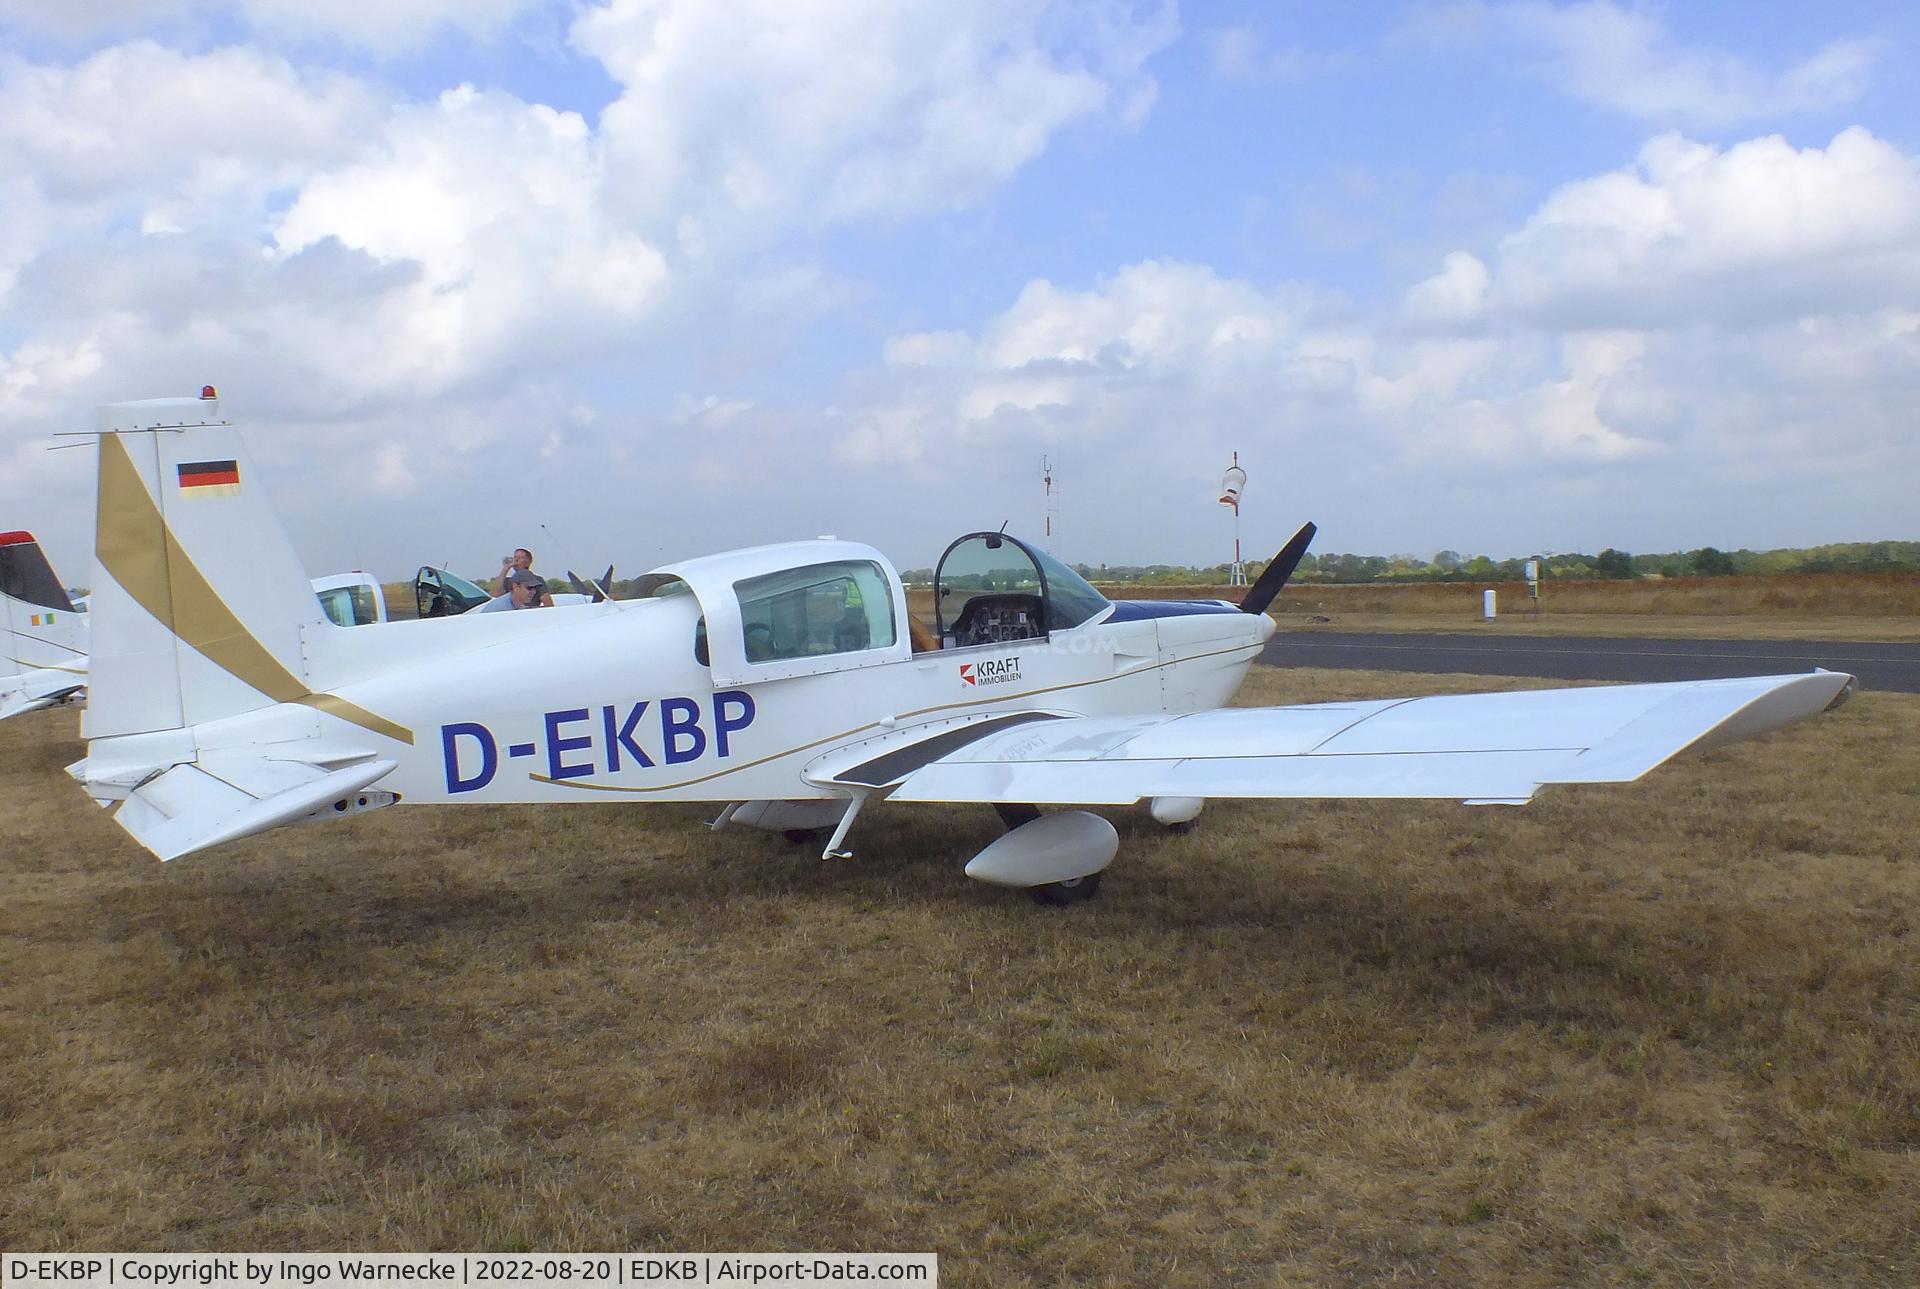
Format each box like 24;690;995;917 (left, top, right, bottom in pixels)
4;655;88;675
528;640;1263;794
96;434;412;745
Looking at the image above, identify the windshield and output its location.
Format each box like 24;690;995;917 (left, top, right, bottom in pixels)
934;532;1109;640
1032;547;1109;629
437;568;490;602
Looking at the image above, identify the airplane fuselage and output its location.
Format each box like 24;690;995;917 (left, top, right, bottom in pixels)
78;591;1272;811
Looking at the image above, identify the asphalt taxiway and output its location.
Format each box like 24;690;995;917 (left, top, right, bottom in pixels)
1259;630;1920;693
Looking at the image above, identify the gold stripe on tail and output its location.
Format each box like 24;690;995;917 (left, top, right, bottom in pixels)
95;434;413;745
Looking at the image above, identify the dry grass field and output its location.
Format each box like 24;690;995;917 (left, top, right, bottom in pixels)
3;669;1916;1286
1092;574;1920;643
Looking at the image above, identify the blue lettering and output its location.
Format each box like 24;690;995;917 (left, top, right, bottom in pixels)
441;722;497;793
660;696;706;764
712;689;755;757
545;708;594;781
604;702;654;771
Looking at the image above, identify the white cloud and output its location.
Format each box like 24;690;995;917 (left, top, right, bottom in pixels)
837;119;1920;551
0;6;1180;574
0;0;557;53
1406;1;1881;128
273;85;667;392
883;330;971;367
0;1;194;43
1204;25;1319;82
978;260;1304;372
846;257;1675;481
1485;128;1920;327
232;0;553;52
572;0;1174;251
0;41;379;242
1403;251;1489;326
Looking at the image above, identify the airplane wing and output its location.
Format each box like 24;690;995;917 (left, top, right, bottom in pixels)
0;667;87;720
819;672;1854;807
84;754;398;861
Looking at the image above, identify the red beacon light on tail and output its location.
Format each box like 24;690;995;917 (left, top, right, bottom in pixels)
200;385;217;400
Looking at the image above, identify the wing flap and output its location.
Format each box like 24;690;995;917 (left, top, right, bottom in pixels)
884;672;1853;806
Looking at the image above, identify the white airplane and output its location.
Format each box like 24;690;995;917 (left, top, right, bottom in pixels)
1;530;88;718
67;391;1855;903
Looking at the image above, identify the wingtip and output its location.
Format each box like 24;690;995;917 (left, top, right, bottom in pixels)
1814;668;1858;711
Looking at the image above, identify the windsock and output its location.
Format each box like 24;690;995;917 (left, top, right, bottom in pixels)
1219;457;1246;514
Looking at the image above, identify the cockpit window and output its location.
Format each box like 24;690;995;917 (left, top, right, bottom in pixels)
316;583;381;627
414;566;492;618
734;560;897;663
934;532;1110;646
936;534;1043;645
635;574;694;600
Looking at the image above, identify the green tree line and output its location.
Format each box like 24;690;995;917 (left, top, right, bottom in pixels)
1060;540;1920;587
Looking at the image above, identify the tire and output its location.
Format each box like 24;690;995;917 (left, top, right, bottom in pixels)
1028;872;1103;906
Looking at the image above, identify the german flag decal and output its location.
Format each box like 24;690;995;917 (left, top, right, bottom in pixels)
177;459;241;496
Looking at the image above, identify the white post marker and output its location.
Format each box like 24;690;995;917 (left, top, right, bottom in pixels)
1483;589;1497;620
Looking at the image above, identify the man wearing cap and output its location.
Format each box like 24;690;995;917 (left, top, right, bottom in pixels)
479;567;554;611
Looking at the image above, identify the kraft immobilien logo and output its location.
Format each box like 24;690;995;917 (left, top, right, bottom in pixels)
960;658;1021;687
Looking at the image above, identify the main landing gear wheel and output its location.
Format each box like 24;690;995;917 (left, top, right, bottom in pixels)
1029;872;1103;906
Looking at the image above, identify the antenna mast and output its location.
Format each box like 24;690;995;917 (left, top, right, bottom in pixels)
1040;455;1058;552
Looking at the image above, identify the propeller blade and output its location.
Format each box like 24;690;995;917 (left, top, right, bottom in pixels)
1239;521;1317;618
568;565;617;602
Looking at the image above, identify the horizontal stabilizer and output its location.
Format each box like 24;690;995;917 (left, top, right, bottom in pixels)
109;756;398;861
882;672;1855;807
0;668;87;720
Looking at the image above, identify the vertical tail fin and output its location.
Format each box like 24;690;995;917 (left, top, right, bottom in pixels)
87;392;325;738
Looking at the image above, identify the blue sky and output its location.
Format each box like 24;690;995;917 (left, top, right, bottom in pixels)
1;1;1916;581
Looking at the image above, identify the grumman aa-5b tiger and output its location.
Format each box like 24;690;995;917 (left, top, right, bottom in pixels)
66;391;1855;904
